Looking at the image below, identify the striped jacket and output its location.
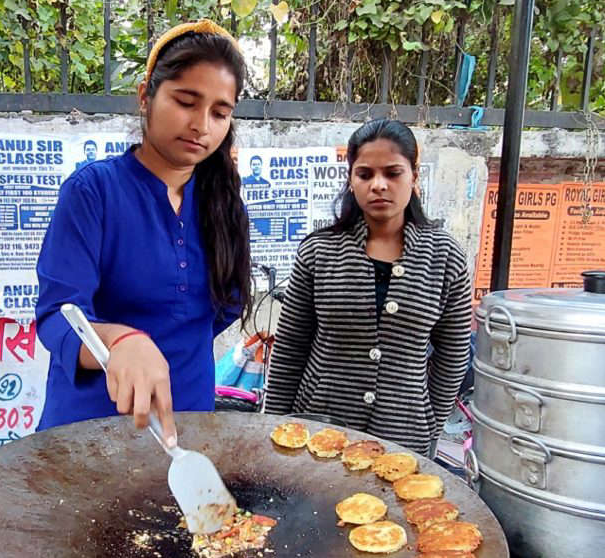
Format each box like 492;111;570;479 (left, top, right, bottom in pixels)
263;218;472;456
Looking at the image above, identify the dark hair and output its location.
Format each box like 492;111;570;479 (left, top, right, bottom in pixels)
84;140;97;149
145;32;252;323
329;118;431;233
250;155;262;164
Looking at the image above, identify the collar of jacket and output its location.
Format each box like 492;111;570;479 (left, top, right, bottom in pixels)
352;216;422;257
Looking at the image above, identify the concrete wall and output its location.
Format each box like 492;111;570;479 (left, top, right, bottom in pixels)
3;112;604;357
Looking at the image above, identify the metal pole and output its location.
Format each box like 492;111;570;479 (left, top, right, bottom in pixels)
103;0;111;95
380;48;391;104
550;47;562;111
485;7;499;108
146;0;154;56
580;27;596;113
453;0;471;106
22;39;32;93
59;2;68;93
268;1;278;100
345;48;354;103
306;4;317;102
490;0;535;292
416;23;429;105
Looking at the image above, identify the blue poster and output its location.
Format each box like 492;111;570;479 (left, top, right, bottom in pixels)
239;147;337;286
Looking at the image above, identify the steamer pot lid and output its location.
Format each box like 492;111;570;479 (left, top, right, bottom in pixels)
476;272;605;335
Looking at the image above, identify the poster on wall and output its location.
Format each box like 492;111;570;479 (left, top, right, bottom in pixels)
417;162;434;211
308;161;347;232
238;147;337;286
0;133;133;444
0;319;48;446
473;182;605;303
0;135;66;325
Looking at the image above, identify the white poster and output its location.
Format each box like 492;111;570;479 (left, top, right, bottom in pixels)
238;147;337;285
0;132;133;443
0;320;48;445
309;161;348;232
418;162;434;211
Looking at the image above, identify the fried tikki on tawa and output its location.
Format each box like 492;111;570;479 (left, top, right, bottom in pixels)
417;521;483;554
341;440;386;471
336;493;387;525
349;521;407;554
307;428;350;458
404;498;459;532
372;452;418;482
394;474;444;501
270;422;310;448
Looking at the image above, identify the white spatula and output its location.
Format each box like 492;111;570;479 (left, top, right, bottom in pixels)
60;303;237;534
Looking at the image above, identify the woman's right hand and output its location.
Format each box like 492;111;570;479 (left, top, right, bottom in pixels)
105;334;177;447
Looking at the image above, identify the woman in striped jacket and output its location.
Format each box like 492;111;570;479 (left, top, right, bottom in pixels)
264;119;472;456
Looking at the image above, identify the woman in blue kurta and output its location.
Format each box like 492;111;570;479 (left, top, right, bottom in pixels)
35;20;251;447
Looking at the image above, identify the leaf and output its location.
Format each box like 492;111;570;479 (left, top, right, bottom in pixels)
546;38;559;52
15;8;32;21
3;75;16;89
73;60;87;74
369;13;383;27
166;0;178;24
220;0;231;4
348;30;357;43
76;44;95;61
334;19;347;31
431;9;443;24
386;35;399;51
402;40;422;51
269;1;288;24
414;6;433;24
231;0;256;18
356;2;377;16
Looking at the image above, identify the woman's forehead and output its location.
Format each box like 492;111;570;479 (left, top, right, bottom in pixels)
162;61;237;103
354;139;409;164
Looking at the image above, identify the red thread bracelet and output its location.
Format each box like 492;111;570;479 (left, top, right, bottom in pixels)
108;330;149;350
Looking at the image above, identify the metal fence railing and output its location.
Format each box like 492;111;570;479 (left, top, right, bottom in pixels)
0;1;603;129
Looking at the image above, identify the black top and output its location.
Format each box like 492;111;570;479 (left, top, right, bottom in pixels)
370;258;393;323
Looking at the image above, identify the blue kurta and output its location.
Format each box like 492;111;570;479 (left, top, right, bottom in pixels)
36;148;238;430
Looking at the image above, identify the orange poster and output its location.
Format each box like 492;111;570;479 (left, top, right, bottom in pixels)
550;183;605;286
473;182;605;303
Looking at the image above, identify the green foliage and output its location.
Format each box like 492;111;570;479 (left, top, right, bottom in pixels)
0;0;603;115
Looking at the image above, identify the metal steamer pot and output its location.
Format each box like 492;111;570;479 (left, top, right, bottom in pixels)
468;271;605;558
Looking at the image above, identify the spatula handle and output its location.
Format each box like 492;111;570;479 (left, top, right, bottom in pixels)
61;304;110;371
60;303;177;456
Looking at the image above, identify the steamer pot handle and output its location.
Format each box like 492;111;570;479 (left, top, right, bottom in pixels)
464;447;480;486
485;304;518;343
508;434;552;463
504;384;544;405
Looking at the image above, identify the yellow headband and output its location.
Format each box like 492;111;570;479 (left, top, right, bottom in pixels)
145;19;239;82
